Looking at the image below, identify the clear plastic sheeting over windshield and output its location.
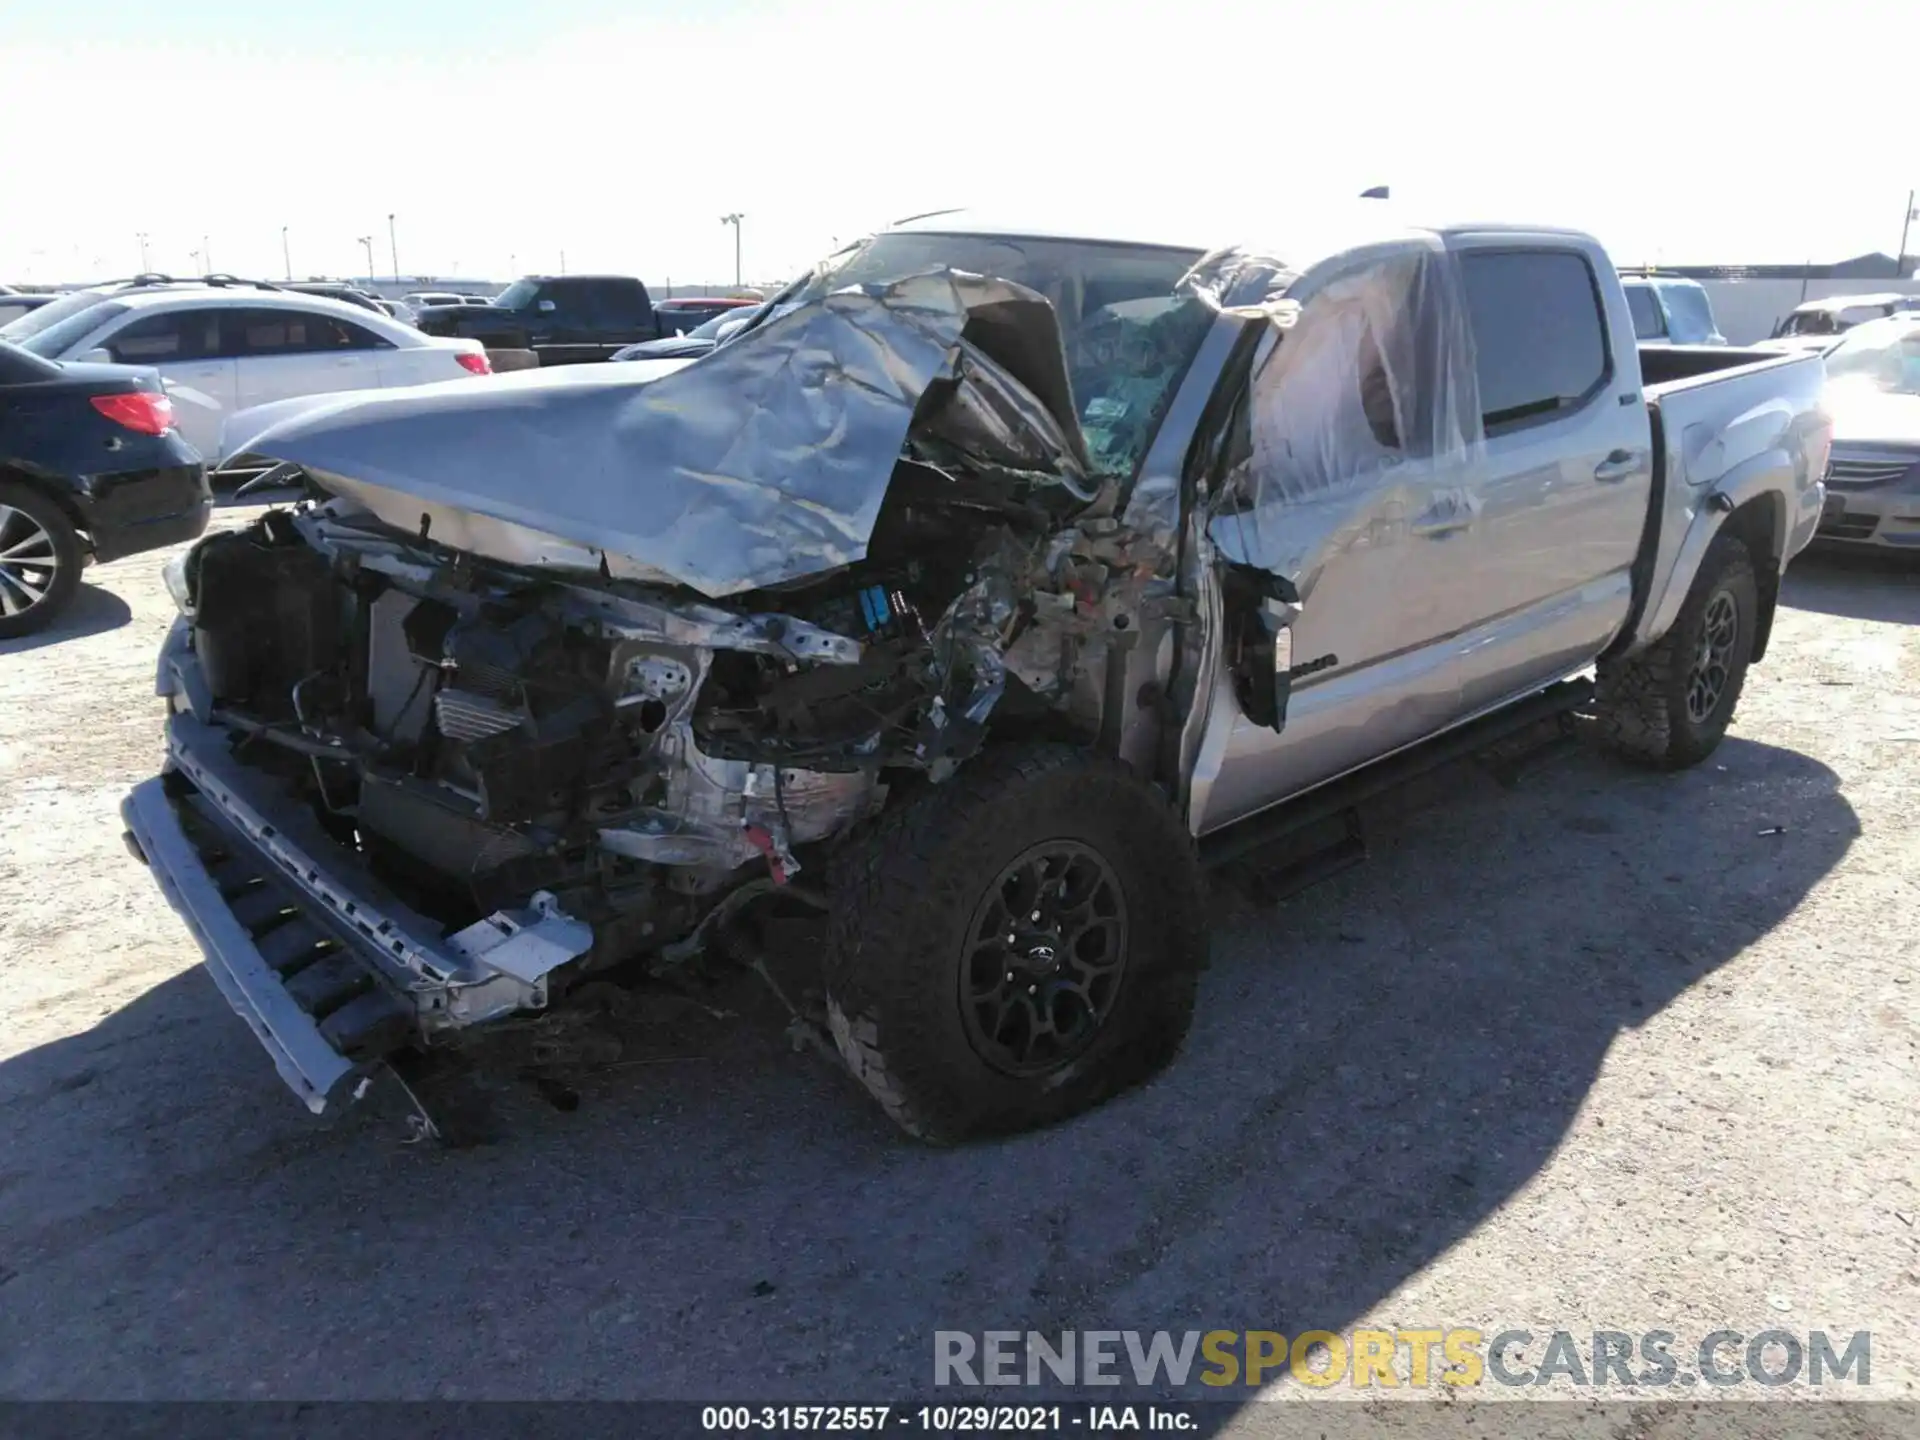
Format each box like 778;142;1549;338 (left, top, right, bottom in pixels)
1186;237;1484;582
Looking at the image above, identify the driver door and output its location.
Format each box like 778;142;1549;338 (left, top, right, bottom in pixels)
1192;249;1488;834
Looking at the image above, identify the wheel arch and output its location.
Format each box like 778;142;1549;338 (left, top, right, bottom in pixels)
1719;491;1785;664
0;462;92;550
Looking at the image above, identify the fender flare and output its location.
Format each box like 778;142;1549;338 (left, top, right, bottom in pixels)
1630;458;1796;656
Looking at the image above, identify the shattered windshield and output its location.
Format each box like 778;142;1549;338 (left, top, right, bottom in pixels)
795;232;1213;478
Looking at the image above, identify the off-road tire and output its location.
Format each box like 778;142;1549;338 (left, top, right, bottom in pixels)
825;745;1207;1144
1595;532;1758;769
0;480;83;640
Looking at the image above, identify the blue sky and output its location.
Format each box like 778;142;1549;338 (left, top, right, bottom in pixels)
2;0;1910;287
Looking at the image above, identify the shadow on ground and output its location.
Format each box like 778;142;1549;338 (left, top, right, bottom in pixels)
0;584;132;655
1783;546;1920;623
0;723;1857;1407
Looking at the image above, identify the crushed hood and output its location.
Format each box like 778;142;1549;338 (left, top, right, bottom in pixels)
226;270;1090;598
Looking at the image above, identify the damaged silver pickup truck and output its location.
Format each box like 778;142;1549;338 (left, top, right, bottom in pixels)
121;208;1832;1142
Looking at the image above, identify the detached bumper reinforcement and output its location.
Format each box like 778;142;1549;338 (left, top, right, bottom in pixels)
121;777;412;1112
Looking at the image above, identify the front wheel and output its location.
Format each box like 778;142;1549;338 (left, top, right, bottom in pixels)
1595;532;1758;769
825;746;1207;1143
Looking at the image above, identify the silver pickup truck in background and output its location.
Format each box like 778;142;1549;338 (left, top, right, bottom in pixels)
122;208;1831;1143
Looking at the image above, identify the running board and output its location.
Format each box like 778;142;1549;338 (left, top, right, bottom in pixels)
1198;678;1592;872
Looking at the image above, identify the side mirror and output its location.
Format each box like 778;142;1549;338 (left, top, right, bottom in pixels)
1223;565;1311;734
81;347;114;364
536;298;557;314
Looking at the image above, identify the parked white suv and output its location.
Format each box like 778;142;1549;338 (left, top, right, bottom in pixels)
6;284;490;462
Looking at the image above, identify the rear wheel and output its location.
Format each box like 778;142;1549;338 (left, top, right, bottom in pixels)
825;746;1207;1143
1595;532;1757;769
0;481;82;639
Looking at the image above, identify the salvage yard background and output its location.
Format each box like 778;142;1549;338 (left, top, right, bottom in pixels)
0;507;1914;1401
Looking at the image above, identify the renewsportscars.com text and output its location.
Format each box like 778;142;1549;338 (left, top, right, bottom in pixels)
934;1328;1871;1389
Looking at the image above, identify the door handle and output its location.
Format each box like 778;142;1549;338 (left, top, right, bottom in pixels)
1411;498;1475;538
1594;449;1640;483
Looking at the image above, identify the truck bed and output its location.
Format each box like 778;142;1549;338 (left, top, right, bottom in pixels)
1637;343;1810;393
1628;344;1829;657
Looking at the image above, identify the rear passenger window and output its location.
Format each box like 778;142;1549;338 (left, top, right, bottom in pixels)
595;282;648;326
329;318;390;350
106;309;220;363
219;308;388;357
1460;251;1610;431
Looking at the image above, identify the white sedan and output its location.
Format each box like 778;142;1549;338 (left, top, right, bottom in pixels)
8;287;490;461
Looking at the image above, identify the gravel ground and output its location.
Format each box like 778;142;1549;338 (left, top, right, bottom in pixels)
0;512;1914;1420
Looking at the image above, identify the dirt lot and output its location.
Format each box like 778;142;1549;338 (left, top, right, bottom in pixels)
0;508;1914;1412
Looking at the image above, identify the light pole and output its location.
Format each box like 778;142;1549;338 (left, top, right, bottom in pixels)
358;236;375;283
188;249;201;274
720;212;744;288
135;232;150;272
202;235;212;273
281;226;291;281
388;213;399;280
1900;188;1916;274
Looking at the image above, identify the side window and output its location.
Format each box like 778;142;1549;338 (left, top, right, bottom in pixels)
1658;286;1720;345
1460;250;1610;432
217;307;386;357
539;284;583;322
568;283;609;327
1661;284;1717;343
594;281;646;327
583;282;632;328
104;309;220;363
219;307;302;357
1623;284;1667;341
329;317;392;351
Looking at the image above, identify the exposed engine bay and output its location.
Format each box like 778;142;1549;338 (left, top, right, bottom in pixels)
173;452;1169;1001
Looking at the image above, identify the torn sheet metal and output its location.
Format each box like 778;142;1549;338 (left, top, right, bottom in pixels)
1178;247;1303;316
224;271;1088;600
